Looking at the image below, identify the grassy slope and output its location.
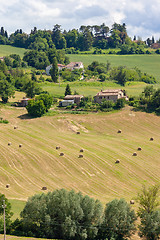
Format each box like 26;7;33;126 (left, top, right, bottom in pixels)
0;45;26;58
0;103;160;207
67;54;160;83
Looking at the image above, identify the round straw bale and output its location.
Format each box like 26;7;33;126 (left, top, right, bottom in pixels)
117;129;122;133
19;144;22;148
77;131;80;135
42;186;47;190
132;152;137;156
60;152;64;156
56;146;60;150
150;137;154;141
130;200;134;204
79;154;83;158
115;159;120;164
80;149;84;152
8;142;11;146
14;126;18;129
137;147;142;151
6;184;10;188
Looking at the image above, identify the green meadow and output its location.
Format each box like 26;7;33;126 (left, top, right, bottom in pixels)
67;54;160;83
0;45;27;58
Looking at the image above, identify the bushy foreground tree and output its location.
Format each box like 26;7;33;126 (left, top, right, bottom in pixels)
98;199;137;240
19;189;103;239
137;184;160;240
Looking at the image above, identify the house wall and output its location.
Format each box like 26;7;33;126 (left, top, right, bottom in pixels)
94;91;124;104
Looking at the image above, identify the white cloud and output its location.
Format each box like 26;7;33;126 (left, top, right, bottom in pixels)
0;0;160;39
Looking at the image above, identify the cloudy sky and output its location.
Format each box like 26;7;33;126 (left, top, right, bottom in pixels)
1;0;160;40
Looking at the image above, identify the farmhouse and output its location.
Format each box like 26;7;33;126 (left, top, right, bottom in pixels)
65;62;84;70
46;62;84;76
0;57;4;61
18;97;31;107
94;89;127;103
64;95;84;105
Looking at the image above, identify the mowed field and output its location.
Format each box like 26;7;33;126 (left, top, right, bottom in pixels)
0;102;160;208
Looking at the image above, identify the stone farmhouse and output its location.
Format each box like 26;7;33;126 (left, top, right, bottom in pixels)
64;95;84;105
94;89;127;103
46;62;84;76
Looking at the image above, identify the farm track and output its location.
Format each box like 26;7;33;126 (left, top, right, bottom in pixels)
0;106;160;204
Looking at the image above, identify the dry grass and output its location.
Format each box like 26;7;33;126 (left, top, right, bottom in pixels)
0;104;160;207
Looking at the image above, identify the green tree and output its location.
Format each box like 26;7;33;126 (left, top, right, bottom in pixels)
20;189;103;239
0;80;15;103
23;80;42;98
138;211;160;240
26;99;46;117
137;184;160;216
137;185;160;240
49;57;58;83
99;199;137;240
0;193;13;233
143;86;155;100
65;84;72;96
36;94;53;112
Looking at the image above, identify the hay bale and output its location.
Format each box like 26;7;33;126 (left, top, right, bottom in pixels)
8;142;11;146
130;200;134;204
60;152;64;156
6;184;10;188
117;129;122;133
80;149;84;152
137;147;142;151
19;144;22;148
150;137;154;141
79;154;83;158
77;131;80;135
14;126;18;129
56;146;60;150
42;186;47;190
115;159;120;164
132;152;137;156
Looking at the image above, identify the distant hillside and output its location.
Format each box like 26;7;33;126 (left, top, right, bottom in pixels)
0;104;160;205
0;45;26;58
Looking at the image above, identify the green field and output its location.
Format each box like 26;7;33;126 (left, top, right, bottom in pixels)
0;45;27;58
67;54;160;82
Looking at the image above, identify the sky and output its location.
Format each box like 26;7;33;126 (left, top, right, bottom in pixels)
1;0;160;40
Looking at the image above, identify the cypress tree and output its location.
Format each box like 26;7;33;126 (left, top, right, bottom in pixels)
65;84;71;96
50;57;58;83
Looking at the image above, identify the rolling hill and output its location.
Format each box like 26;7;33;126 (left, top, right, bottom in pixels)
0;103;160;205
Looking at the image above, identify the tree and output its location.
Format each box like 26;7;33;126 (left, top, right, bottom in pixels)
0;193;13;233
36;94;53;112
143;85;155;100
138;211;160;240
137;185;160;240
65;84;72;96
23;80;42;98
26;99;46;117
20;189;103;239
49;57;58;83
0;80;15;103
137;184;160;216
99;199;137;240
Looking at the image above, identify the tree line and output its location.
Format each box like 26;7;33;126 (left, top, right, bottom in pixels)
0;23;160;53
1;184;160;240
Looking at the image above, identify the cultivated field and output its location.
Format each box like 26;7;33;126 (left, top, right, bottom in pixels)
0;98;160;210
